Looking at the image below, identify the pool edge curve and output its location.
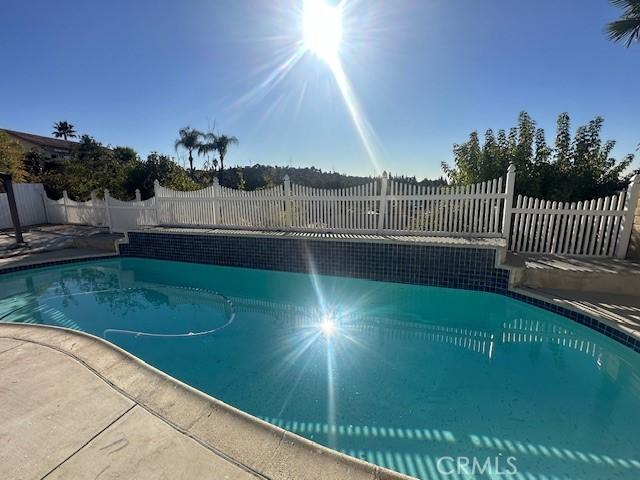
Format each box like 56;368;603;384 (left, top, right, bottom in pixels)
0;322;414;480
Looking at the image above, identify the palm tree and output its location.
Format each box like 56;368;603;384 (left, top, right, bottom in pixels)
174;127;203;173
215;134;239;171
52;121;77;140
607;0;640;47
197;131;219;170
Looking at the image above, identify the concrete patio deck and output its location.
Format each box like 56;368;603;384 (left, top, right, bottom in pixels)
506;252;640;296
0;224;121;258
519;287;640;341
0;225;122;270
0;324;410;480
505;252;640;341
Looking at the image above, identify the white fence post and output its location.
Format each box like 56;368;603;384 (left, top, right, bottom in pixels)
153;180;161;226
616;174;640;258
104;189;113;233
90;190;98;226
502;164;516;241
378;172;388;232
212;177;221;226
41;192;50;224
283;175;292;230
135;189;141;202
62;190;70;224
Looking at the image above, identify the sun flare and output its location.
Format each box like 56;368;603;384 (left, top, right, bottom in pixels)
303;0;343;64
320;315;337;336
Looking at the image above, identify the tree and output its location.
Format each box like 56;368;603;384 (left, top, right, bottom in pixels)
174;127;203;173
0;131;27;182
39;136;138;200
197;131;219;172
215;134;239;171
52;121;77;140
442;111;635;201
112;146;139;164
23;151;47;175
218;167;246;190
127;153;200;197
607;0;640;47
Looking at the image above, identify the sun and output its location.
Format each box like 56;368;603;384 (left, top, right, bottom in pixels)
303;0;343;64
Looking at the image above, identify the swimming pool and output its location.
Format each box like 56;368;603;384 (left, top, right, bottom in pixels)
1;257;639;479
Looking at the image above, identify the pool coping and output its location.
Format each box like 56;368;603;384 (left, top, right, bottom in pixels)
0;322;413;480
0;251;119;274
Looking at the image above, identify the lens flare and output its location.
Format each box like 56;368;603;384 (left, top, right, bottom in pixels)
303;0;342;63
225;1;383;173
327;59;381;173
301;0;382;173
320;314;337;336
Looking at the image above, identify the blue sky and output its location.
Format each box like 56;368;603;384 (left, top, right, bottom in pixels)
1;0;638;178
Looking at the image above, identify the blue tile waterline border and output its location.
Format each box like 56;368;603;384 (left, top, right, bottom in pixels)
0;232;638;354
118;231;640;353
120;232;511;292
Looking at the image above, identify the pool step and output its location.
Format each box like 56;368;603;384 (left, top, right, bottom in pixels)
71;232;122;252
505;252;640;296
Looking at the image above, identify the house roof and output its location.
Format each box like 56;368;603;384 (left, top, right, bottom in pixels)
1;129;78;151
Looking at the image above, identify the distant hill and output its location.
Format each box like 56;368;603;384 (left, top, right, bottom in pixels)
216;164;447;191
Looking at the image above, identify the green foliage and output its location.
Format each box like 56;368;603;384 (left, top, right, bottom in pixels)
607;0;640;47
127;152;200;198
23;150;47;176
218;167;246;190
38;136;138;200
216;164;445;191
442;112;635;201
112;146;139;164
20;123;438;202
0;131;27;182
52;121;77;140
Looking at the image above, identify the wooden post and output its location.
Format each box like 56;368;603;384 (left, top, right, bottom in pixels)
377;171;388;232
616;173;640;258
0;173;25;245
502;164;516;243
104;189;113;233
283;175;293;230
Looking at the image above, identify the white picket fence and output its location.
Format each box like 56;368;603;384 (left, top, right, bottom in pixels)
154;167;514;237
42;189;156;234
509;175;639;258
6;166;639;258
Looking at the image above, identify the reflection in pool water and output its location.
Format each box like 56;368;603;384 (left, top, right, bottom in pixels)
1;257;639;479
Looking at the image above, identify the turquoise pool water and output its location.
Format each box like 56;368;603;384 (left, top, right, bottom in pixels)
1;258;639;479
